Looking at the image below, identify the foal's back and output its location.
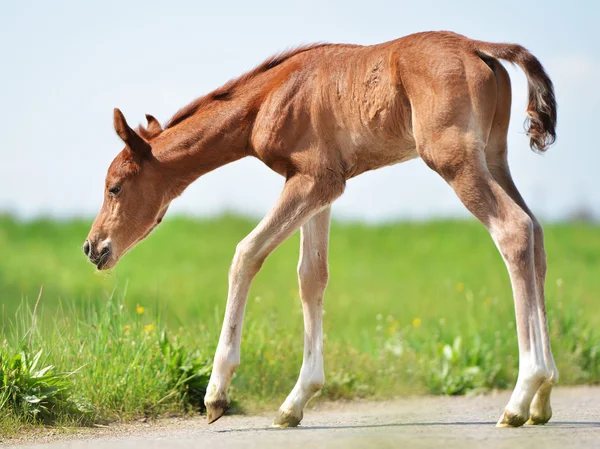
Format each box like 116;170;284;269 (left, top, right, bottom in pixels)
250;31;497;179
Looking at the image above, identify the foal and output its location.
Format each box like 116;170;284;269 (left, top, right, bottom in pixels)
85;31;557;428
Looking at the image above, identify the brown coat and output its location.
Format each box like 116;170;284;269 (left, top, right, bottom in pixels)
85;31;558;429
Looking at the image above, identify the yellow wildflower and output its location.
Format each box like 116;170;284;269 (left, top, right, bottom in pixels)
412;318;422;328
136;305;145;315
144;323;154;332
387;320;399;335
123;324;131;333
456;282;464;292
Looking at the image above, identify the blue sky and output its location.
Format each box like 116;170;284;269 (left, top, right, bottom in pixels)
1;0;597;221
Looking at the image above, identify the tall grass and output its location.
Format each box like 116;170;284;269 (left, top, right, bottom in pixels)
0;346;91;424
1;296;214;434
1;215;599;432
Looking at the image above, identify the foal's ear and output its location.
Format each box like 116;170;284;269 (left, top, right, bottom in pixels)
145;114;163;135
113;108;151;157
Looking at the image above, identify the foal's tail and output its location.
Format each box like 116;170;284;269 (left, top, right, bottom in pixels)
473;41;557;153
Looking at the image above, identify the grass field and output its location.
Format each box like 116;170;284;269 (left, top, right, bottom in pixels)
1;214;599;433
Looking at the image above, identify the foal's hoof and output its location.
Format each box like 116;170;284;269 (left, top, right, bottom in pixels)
496;411;527;428
205;398;230;424
528;394;553;425
272;409;303;428
527;414;550;425
527;404;552;426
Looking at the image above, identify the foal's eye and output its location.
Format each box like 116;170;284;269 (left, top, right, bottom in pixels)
108;186;121;195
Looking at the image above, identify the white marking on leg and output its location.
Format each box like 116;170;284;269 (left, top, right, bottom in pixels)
489;218;552;424
487;161;559;424
435;158;553;427
528;219;558;423
277;208;331;423
205;176;344;417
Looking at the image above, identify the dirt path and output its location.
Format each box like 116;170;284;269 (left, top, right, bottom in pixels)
6;387;600;449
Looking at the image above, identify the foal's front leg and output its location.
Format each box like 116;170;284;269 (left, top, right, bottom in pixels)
273;207;331;427
204;175;344;423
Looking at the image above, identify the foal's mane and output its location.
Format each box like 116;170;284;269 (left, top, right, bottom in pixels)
163;43;335;130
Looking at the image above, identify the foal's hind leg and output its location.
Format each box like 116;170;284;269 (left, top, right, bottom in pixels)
485;60;558;424
487;151;558;425
273;207;331;427
420;136;554;428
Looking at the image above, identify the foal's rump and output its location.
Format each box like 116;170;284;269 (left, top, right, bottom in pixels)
390;32;556;157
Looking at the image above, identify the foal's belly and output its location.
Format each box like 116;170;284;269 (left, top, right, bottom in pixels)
337;131;419;179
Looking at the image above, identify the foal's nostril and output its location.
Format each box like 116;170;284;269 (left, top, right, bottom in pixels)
100;244;110;257
83;240;90;257
94;241;113;269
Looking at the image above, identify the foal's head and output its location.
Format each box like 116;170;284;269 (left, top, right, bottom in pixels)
84;109;169;270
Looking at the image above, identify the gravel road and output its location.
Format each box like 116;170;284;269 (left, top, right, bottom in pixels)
7;387;600;449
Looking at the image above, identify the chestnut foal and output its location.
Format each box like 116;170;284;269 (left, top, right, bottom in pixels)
85;31;557;428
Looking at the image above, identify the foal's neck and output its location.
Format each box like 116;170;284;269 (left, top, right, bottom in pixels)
153;100;255;198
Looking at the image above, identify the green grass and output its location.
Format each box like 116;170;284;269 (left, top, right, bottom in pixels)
1;214;599;434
